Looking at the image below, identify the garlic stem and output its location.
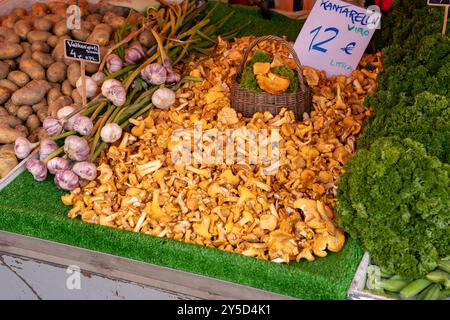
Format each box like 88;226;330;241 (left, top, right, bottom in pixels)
43;146;64;163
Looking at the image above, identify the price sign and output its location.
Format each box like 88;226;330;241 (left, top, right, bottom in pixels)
293;0;381;77
64;39;101;64
428;0;450;6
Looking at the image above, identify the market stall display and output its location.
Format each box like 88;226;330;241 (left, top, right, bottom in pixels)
0;0;447;301
336;0;449;300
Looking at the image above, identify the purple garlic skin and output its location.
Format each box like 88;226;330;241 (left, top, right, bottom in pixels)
39;139;59;161
124;44;145;64
15;137;36;159
73;116;94;136
47;157;71;175
106;54;123;74
141;63;167;85
64;136;89;161
91;71;105;82
101;79;126;107
43;117;64;136
76;76;98;98
57;106;81;131
26;159;48;182
161;58;180;84
100;123;122;143
73;161;97;180
54;170;79;191
166;70;181;85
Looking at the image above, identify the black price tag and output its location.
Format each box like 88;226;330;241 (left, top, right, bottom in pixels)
64;39;101;64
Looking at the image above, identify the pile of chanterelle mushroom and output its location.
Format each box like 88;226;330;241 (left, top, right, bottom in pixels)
63;36;381;263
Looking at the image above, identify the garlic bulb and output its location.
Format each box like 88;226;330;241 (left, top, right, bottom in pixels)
100;123;122;143
54;170;79;191
152;87;176;109
39;139;59;161
166;70;181;85
64;136;89;161
26;159;47;182
91;71;105;82
15;137;38;159
101;79;126;107
141;63;167;85
72;116;93;136
43;117;64;136
47;157;71;175
57;106;81;131
106;54;123;73
76;76;98;98
73;161;97;180
124;44;145;64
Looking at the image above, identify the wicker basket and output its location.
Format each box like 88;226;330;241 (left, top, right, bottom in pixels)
231;35;311;120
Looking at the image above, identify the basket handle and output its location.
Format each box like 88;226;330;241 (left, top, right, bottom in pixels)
237;35;307;91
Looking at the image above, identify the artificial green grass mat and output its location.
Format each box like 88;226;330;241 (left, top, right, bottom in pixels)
0;173;363;299
207;2;305;41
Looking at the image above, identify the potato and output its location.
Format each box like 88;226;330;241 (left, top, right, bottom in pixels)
0;27;20;43
13;8;28;17
51;37;70;62
19;42;33;61
0;87;11;104
12;80;48;105
72;21;94;41
19;58;45;80
32;99;46;113
86;13;102;25
85;61;100;74
46;62;67;83
49;82;61;91
0;61;10;79
71;88;82;104
53;20;69;36
45;14;63;25
26;114;40;131
0;144;18;178
5;102;19;116
48;95;72;117
0;79;19;92
31;3;49;17
7;70;29;87
0;107;7;117
139;30;155;48
16;105;33;121
2;15;18;29
0;115;21;127
61;80;73;96
3;59;17;71
0;42;24;59
37;107;48;122
14;20;32;39
47;35;59;48
27;30;52;43
67;63;81;87
15;124;29;137
32;51;54;68
31;41;50;53
33;17;52;32
109;16;125;31
49;1;67;14
87;24;111;46
32;127;49;142
47;87;62;105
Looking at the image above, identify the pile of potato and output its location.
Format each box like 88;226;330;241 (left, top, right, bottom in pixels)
0;1;149;178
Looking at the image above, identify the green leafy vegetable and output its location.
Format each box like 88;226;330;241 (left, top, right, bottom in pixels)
360;92;450;163
336;137;450;279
